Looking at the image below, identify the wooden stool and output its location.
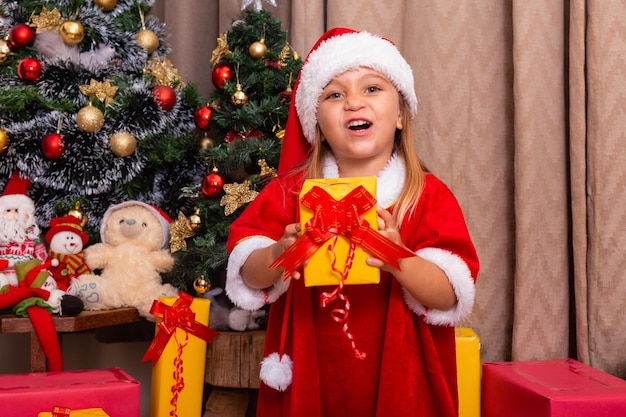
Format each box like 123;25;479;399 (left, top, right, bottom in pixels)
203;330;265;417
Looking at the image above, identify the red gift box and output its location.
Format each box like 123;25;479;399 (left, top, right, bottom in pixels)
482;359;626;417
0;367;140;417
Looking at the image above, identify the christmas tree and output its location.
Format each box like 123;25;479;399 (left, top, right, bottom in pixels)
0;0;206;241
166;9;302;294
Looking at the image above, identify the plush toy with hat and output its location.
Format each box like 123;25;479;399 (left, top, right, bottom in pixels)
76;200;179;320
46;215;92;295
0;171;48;289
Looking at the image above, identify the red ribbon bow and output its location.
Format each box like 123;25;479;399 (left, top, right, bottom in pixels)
270;185;415;277
141;292;219;365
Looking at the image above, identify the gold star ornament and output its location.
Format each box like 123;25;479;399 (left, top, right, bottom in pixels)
210;32;231;66
30;6;63;33
145;57;185;88
220;180;259;216
169;211;197;253
79;78;118;106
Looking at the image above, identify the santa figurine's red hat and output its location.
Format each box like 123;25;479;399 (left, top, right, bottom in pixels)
46;215;89;246
262;28;418;392
278;27;418;175
0;171;35;211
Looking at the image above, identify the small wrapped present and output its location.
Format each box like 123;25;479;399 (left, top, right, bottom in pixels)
38;407;110;416
271;177;415;287
142;292;218;417
0;367;139;417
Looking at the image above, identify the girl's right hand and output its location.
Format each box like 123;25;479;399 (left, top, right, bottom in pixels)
273;222;302;280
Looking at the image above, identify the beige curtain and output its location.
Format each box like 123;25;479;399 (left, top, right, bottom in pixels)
153;0;626;378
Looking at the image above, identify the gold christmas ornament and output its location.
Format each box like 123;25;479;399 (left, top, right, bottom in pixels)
188;207;202;231
0;38;11;63
198;132;216;151
110;132;137;156
68;201;89;227
94;0;118;11
79;78;118;106
136;28;159;55
249;38;267;59
145;57;185;88
231;84;248;106
169;211;197;253
59;20;85;45
0;127;8;153
258;159;277;177
76;103;105;133
193;276;210;294
210;32;230;65
30;6;63;33
220;180;258;216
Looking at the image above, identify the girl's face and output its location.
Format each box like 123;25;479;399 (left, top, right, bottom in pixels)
317;67;403;176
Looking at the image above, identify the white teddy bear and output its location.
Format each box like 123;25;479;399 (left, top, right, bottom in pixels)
77;201;179;321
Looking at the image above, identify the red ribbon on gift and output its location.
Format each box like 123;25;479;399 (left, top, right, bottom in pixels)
141;292;219;365
270;185;415;277
51;406;71;417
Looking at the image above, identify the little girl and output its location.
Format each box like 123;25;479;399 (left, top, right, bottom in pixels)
226;28;479;417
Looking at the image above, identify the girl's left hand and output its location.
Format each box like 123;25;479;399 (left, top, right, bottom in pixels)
366;206;407;271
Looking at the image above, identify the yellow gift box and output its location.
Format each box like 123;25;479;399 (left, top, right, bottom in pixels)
299;177;380;287
455;327;481;417
38;408;109;417
148;295;211;417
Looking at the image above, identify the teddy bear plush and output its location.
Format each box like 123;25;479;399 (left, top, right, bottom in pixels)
76;201;179;321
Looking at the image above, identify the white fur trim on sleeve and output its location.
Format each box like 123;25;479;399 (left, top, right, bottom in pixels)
402;247;475;326
226;236;291;311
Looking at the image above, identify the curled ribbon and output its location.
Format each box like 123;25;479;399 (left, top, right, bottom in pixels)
270;185;415;277
141;292;219;365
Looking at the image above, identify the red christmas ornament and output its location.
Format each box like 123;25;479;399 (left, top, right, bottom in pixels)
17;57;42;83
194;105;212;130
211;64;232;88
202;168;224;197
41;132;64;159
152;85;177;110
9;24;36;49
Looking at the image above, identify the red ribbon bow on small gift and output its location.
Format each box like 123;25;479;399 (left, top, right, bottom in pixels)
270;185;415;277
141;292;219;365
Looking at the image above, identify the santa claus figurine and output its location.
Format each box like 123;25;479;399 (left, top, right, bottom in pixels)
46;215;92;295
0;172;48;290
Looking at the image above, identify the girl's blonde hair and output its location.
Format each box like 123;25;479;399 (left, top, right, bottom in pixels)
304;102;425;224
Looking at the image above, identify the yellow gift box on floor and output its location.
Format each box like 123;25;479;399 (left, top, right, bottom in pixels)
455;327;481;417
148;295;211;417
299;177;380;287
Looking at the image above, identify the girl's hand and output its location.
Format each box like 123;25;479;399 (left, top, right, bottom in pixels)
273;222;303;280
367;206;408;271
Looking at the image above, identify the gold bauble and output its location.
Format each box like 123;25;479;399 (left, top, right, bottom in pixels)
136;28;159;55
198;132;216;151
0;128;8;153
231;84;248;106
188;207;202;231
193;275;210;294
93;0;118;11
68;201;88;228
110;132;137;157
59;20;85;45
249;38;267;59
0;38;10;64
76;103;105;133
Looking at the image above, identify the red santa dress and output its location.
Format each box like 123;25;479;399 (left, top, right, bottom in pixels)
226;154;479;417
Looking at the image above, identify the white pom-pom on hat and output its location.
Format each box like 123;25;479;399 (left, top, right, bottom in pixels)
260;352;293;392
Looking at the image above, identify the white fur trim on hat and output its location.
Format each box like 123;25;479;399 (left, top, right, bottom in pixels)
100;201;172;248
295;30;418;144
402;247;475;326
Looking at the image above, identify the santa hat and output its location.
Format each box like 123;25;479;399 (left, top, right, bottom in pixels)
0;171;34;211
18;259;53;289
100;201;172;248
46;215;89;246
278;28;418;174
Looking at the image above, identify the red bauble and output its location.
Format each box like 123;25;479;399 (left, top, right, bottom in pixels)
41;132;64;159
194;105;212;130
152;85;177;110
211;64;232;88
9;24;36;49
202;169;224;197
17;57;42;83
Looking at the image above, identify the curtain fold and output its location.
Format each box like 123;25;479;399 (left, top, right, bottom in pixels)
152;0;626;378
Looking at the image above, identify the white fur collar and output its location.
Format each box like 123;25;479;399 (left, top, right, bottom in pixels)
321;153;405;208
